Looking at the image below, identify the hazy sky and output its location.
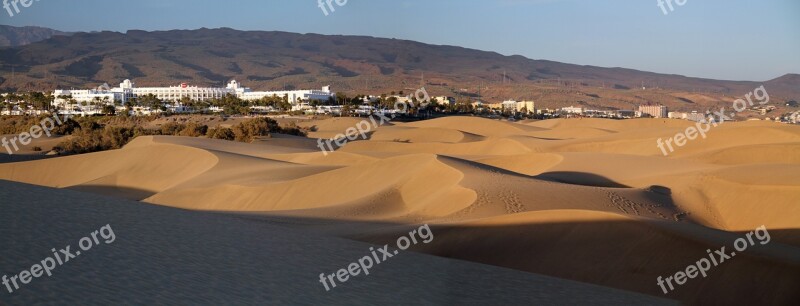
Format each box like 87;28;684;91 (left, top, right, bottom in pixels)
2;0;798;81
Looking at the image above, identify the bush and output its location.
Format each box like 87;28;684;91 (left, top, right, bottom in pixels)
57;128;104;154
102;126;136;150
280;122;308;137
39;115;308;154
207;127;235;140
51;118;81;136
160;122;185;135
0;117;21;134
78;119;101;131
232;117;276;142
56;124;137;154
0;115;79;136
179;123;208;137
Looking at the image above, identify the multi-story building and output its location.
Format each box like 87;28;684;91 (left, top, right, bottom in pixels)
495;100;536;113
229;80;335;103
515;101;535;113
125;79;232;102
433;96;455;106
638;105;668;118
561;106;585;115
53;79;335;108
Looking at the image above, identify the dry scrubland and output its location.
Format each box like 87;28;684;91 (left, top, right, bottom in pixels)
1;116;799;304
0;114;309;156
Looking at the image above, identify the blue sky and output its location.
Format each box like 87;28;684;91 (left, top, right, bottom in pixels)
2;0;798;81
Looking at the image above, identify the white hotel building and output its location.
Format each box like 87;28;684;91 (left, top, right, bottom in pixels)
227;80;334;103
53;79;335;107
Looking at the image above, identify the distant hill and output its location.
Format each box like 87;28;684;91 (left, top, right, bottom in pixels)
0;25;72;47
0;27;797;110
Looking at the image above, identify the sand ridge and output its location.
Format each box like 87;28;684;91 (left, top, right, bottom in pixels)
1;116;799;304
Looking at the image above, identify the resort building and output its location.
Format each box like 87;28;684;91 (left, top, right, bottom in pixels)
514;101;535;113
638;105;669;118
53;79;335;107
433;96;455;106
485;102;503;110
492;100;536;113
561;106;585;115
228;80;335;103
124;79;232;102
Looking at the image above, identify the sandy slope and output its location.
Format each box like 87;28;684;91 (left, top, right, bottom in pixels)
1;116;799;304
2;181;676;305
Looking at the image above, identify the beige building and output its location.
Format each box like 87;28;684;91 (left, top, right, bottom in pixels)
514;100;535;113
638;105;668;118
499;100;536;113
486;102;504;110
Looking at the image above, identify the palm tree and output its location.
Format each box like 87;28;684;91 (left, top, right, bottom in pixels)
69;99;76;113
45;92;54;112
57;95;70;113
93;97;102;114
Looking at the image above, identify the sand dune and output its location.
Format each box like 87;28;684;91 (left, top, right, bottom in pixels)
3;181;678;305
404;116;545;136
355;210;800;305
369;125;486;143
1;116;798;304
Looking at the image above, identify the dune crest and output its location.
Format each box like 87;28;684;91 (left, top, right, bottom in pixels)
2;116;799;304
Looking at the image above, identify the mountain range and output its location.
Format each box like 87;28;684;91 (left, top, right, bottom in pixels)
0;26;797;111
0;25;72;47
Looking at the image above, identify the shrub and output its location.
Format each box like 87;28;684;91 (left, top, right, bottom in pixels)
179;123;209;137
232;117;276;142
160;122;185;135
207;127;235;140
280;122;308;137
57;128;104;154
101;126;136;149
56;124;137;154
0;115;79;136
51;118;81;136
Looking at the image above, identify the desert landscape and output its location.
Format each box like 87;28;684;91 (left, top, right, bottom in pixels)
2;1;799;304
1;116;798;304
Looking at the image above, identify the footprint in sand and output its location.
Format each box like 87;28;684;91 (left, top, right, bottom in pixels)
605;189;695;221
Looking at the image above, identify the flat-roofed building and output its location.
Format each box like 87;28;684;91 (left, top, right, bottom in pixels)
53;79;336;108
433;96;455;106
561;106;584;114
499;100;536;113
638;105;668;118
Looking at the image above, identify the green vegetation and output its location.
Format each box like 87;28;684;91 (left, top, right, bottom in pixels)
207;127;235;141
47;116;307;155
56;123;146;154
0;115;80;135
1;92;55;112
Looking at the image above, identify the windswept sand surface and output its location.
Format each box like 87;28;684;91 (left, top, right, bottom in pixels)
1;117;799;304
1;181;673;305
